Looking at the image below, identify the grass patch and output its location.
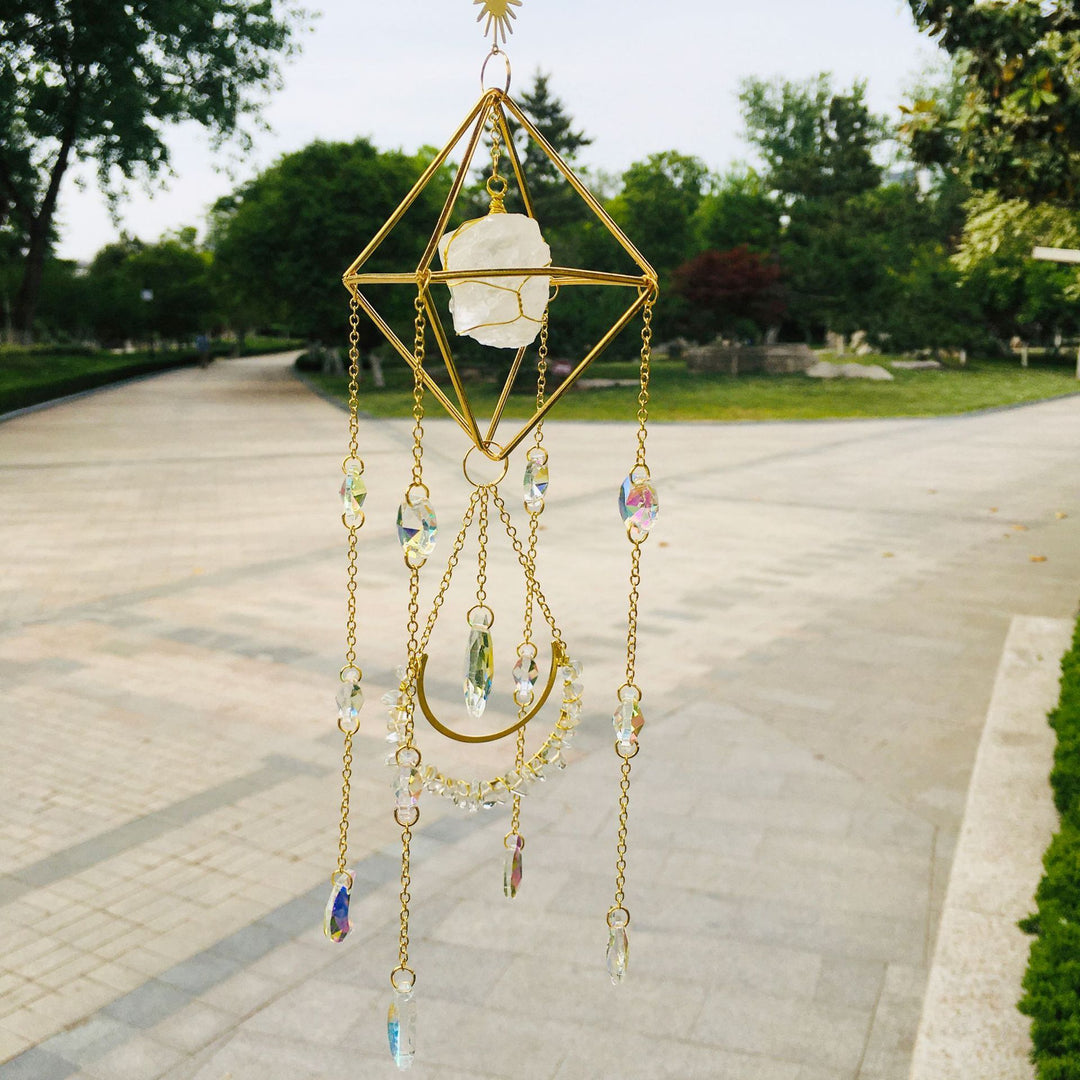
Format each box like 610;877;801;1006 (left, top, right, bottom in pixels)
1020;615;1080;1078
309;354;1080;422
0;339;304;414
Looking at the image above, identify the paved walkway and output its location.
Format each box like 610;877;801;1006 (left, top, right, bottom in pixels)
0;355;1077;1080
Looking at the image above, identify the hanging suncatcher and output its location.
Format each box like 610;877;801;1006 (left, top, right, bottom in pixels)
326;1;661;1067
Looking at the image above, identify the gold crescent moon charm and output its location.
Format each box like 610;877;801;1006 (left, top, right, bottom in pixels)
416;640;561;743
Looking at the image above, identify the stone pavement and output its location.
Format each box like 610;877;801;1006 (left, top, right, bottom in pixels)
0;355;1078;1080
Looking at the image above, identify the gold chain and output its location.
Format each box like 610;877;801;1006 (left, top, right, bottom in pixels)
492;493;561;641
411;293;427;487
398;825;413;970
475;488;490;609
635;295;653;467
418;490;483;654
612;755;632;908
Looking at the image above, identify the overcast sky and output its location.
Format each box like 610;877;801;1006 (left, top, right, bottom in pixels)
54;0;941;261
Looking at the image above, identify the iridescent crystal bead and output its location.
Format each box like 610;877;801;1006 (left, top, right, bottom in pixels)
323;870;353;943
387;988;417;1069
613;699;644;745
340;466;367;527
336;681;363;727
504;833;524;898
396;496;437;560
523;450;549;513
513;648;539;696
395;766;422;810
606;925;629;983
619;473;659;535
464;610;494;718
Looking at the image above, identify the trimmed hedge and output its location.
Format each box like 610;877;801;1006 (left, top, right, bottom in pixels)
1019;615;1080;1078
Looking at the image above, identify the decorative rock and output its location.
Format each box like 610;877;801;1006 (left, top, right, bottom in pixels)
806;361;894;381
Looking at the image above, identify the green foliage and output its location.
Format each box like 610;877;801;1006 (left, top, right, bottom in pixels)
0;0;306;336
692;168;781;255
904;2;1080;203
1020;616;1080;1078
208;139;452;346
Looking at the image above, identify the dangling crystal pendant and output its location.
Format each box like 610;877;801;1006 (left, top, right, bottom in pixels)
323;870;353;943
464;608;494;718
606;926;629;983
504;833;524;898
397;496;437;560
387;988;417;1069
618;470;659;536
523;448;549;513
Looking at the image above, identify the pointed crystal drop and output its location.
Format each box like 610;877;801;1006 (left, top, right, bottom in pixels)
387;989;417;1069
613;699;644;745
504;833;524;898
396;497;437;559
395;766;422;811
340;470;367;526
607;926;629;983
523;459;549;512
464;628;494;718
336;681;363;726
512;653;539;695
618;476;659;534
322;875;352;942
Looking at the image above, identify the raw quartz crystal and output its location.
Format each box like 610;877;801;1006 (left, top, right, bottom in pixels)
387;988;417;1069
504;833;524;898
438;214;551;349
323;870;353;943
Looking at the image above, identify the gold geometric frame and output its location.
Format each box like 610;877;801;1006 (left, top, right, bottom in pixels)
342;87;658;462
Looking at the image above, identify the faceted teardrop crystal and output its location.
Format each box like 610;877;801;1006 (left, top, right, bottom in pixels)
396;497;437;560
323;873;352;943
336;681;364;727
464;628;494;718
606;926;629;983
523;458;549;513
387;989;417;1069
618;476;659;534
340;468;367;526
504;833;524;898
613;699;644;746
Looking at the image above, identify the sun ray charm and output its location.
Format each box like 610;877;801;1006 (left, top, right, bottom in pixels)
327;1;660;1067
474;0;522;46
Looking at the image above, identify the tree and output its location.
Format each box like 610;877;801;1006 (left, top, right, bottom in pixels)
0;1;306;340
692;168;781;255
904;1;1080;203
739;75;887;205
209;139;453;346
672;246;785;341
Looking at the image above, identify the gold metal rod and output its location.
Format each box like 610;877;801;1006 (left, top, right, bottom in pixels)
415;641;561;743
349;286;473;437
493;289;650;460
346;269;649;288
492;101;534;218
342;92;496;282
417;94;499;275
421;285;486;448
484;343;528;444
501;95;657;281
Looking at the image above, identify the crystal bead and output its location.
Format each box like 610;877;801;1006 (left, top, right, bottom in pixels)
481;780;510;809
613;699;644;745
512;653;539;695
322;871;353;943
395;766;422;810
387;989;417;1069
464;627;494;718
340;470;367;527
336;681;363;728
397;497;437;559
565;677;584;701
523;457;549;513
618;475;659;534
504;833;524;898
606;926;629;983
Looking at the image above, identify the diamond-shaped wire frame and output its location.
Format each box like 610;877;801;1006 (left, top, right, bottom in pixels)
342;87;657;462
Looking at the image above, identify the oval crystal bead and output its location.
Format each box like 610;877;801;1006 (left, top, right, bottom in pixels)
464;628;494;718
336;681;364;726
612;699;644;745
512;653;539;695
396;497;437;559
618;476;659;534
340;470;367;526
523;459;549;513
395;766;422;810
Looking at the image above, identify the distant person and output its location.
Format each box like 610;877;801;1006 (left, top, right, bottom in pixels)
196;333;211;368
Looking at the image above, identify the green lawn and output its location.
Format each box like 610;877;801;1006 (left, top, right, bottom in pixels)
0;339;303;414
309;353;1080;422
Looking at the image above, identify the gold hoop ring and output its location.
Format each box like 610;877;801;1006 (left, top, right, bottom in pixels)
480;48;512;94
